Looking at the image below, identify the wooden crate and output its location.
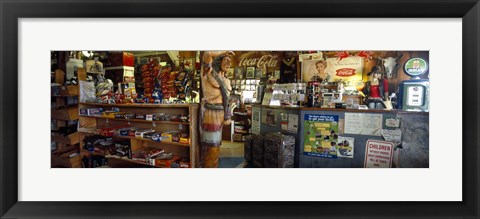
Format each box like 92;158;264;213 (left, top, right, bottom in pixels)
61;85;78;96
51;132;79;145
51;146;81;168
51;106;79;121
51;85;78;96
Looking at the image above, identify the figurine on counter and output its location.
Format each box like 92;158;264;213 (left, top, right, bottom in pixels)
363;65;389;109
199;51;235;168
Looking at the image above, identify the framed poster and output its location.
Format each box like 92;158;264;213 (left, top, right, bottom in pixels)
246;66;255;78
234;66;244;79
226;67;235;79
255;67;263;78
303;114;339;158
4;1;478;219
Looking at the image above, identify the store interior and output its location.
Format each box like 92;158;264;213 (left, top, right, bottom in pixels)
51;50;430;168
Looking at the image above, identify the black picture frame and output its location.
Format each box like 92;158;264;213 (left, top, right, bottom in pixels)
1;0;479;218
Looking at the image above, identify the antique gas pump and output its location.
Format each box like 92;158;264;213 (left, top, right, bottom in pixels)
398;57;430;111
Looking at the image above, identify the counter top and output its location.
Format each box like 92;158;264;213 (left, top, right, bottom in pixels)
251;104;429;115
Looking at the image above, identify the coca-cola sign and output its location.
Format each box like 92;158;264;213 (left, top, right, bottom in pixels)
238;54;279;68
335;68;356;77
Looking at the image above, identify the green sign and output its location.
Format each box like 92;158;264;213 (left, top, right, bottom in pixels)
404;57;428;77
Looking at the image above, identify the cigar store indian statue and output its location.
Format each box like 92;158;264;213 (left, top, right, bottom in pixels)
200;51;235;168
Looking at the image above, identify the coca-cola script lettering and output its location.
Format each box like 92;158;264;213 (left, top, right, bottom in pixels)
239;54;279;68
335;68;356;77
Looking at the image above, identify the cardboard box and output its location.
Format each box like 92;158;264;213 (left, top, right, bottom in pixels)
107;52;135;67
102;111;117;118
150;133;163;142
135;129;155;138
161;133;172;142
179;137;190;144
104;66;135;85
150;156;181;168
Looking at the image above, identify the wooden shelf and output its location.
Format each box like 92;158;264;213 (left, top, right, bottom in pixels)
76;99;200;168
79;102;197;108
52;95;78;97
77;131;191;148
51;106;79;121
112;135;191;147
51;132;79;145
106;156;161;168
51;85;79;96
79;115;189;125
80;148;107;156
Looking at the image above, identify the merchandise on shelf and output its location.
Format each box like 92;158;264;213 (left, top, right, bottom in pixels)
117;127;136;136
82;135;115;155
140;58;161;103
132;147;165;163
150;132;164;142
80;108;104;116
159;131;188;143
82;155;108;168
114;140;132;158
159;66;173;100
169;114;190;122
153;113;167;121
148;153;182;168
95;78;114;104
134;128;155;138
102;109;119;118
271;83;307;106
97;126;127;137
55;124;78;136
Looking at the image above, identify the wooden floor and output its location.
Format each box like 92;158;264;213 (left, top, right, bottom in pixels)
219;141;244;158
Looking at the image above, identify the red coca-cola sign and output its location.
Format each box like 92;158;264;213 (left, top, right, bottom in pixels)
335;68;356;77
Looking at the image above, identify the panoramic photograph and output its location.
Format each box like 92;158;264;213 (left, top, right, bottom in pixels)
50;50;429;168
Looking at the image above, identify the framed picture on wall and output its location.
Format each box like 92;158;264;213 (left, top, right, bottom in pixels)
234;66;244;79
274;70;281;79
226;68;234;79
255;67;263;78
246;66;255;79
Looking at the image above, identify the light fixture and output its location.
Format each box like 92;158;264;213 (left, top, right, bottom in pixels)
82;51;93;58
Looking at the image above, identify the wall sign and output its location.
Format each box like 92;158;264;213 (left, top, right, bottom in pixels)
287;114;299;133
262;109;277;126
303;114;339;158
337;136;354;158
344;113;383;136
251;107;261;134
327;56;364;81
364;140;394;168
238;54;280;68
381;129;402;142
384;116;401;129
404;57;429;77
299;52;323;62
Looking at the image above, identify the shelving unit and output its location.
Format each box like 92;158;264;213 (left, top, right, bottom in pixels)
51;69;81;168
77;102;200;168
231;110;252;142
